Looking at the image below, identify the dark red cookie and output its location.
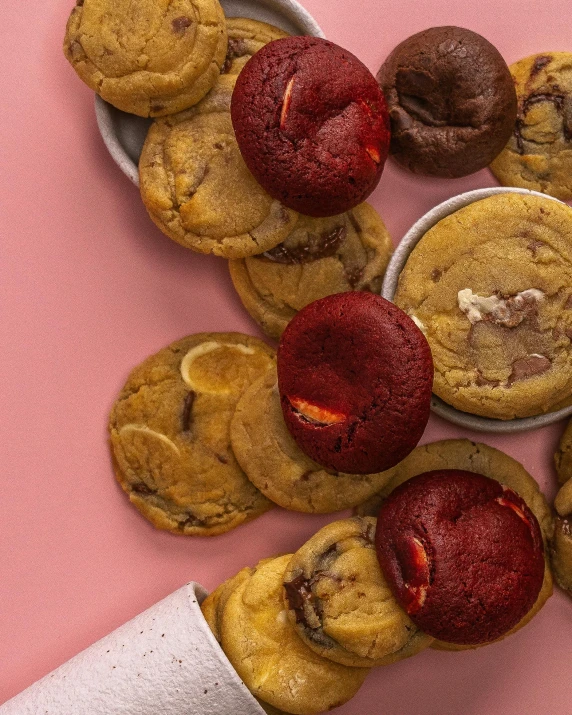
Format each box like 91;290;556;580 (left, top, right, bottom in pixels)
375;470;545;645
276;292;433;474
231;37;390;217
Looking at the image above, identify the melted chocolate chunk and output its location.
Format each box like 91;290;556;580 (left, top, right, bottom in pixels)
259;226;347;264
182;391;196;431
530;55;552;77
172;16;192;32
215;453;228;464
475;371;501;388
284;574;313;623
222;39;248;73
515;91;572;153
508;355;551;385
132;482;156;496
431;268;442;282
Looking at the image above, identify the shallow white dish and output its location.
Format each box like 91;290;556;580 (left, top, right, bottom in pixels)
382;186;572;433
94;0;325;186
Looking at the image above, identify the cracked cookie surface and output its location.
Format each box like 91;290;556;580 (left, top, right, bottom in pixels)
220;555;368;715
230;368;395;512
63;0;227;117
229;202;393;339
222;17;289;77
109;333;275;536
552;426;572;595
355;438;554;649
139;74;298;257
490;53;572;200
394;193;572;419
283;517;433;667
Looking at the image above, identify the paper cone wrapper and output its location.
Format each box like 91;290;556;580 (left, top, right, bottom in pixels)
1;582;266;715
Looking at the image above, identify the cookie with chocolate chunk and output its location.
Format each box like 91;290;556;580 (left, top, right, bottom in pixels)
490;53;572;200
220;555;369;714
229;203;393;339
378;26;516;177
230;368;395;512
64;0;227;117
555;419;572;485
109;333;275;536
222;17;289;76
283;517;433;667
139;74;298;258
394;193;572;419
552;479;572;596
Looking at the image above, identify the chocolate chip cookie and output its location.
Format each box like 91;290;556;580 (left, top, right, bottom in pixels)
139;74;298;258
355;438;554;650
63;0;227;117
222;17;289;76
230;368;395;512
555;418;572;485
551;479;572;596
109;333;275;536
220;555;369;715
394;193;572;419
283;517;433;667
490;53;572;200
378;27;517;177
229;203;393;339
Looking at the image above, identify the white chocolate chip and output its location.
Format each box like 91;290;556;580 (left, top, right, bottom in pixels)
180;341;255;392
410;315;426;333
118;424;181;455
457;288;544;325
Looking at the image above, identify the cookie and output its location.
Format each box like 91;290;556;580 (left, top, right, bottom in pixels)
555;418;572;485
377;26;516;177
375;470;546;646
139;74;298;258
231;37;390;217
551;479;572;595
276;292;433;474
394;193;572;419
231;368;396;512
109;333;275;536
222;17;289;76
490;53;572;200
229;203;393;340
63;0;227;117
220;555;369;715
283;517;433;667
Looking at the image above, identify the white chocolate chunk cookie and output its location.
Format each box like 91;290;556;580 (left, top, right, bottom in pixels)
220;555;368;715
283;517;433;667
109;333;275;536
394;193;572;419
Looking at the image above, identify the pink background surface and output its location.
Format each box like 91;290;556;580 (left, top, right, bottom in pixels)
2;0;572;712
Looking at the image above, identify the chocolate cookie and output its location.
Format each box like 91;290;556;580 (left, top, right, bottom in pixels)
64;0;227;117
220;555;369;715
222;17;289;76
276;292;433;474
229;203;393;340
231;37;390;217
283;517;433;667
230;368;395;512
109;333;275;536
394;193;572;419
490;53;572;200
552;479;572;595
139;74;298;258
555;419;572;485
375;470;546;645
378;26;517;177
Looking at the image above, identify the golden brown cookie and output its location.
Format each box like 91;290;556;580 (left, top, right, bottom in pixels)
220;555;369;715
229;203;393;339
490;53;572;200
139;74;298;258
230;368;395;513
394;193;572;419
555;418;572;485
354;438;553;651
551;478;572;595
109;333;275;536
223;17;289;76
283;517;433;667
201;567;255;642
63;0;227;117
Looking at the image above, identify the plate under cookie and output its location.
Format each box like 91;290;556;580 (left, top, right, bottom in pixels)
382;186;572;434
94;0;325;186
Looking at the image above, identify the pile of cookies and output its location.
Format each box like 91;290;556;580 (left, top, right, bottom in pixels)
201;438;554;715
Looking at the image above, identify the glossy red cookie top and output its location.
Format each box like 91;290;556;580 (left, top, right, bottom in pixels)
375;470;545;645
276;292;433;474
231;36;390;217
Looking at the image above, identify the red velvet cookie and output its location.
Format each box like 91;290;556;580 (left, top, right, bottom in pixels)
375;470;545;645
276;292;433;474
231;37;390;217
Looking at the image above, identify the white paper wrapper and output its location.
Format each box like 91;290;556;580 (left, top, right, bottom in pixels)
1;583;266;715
381;186;572;433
